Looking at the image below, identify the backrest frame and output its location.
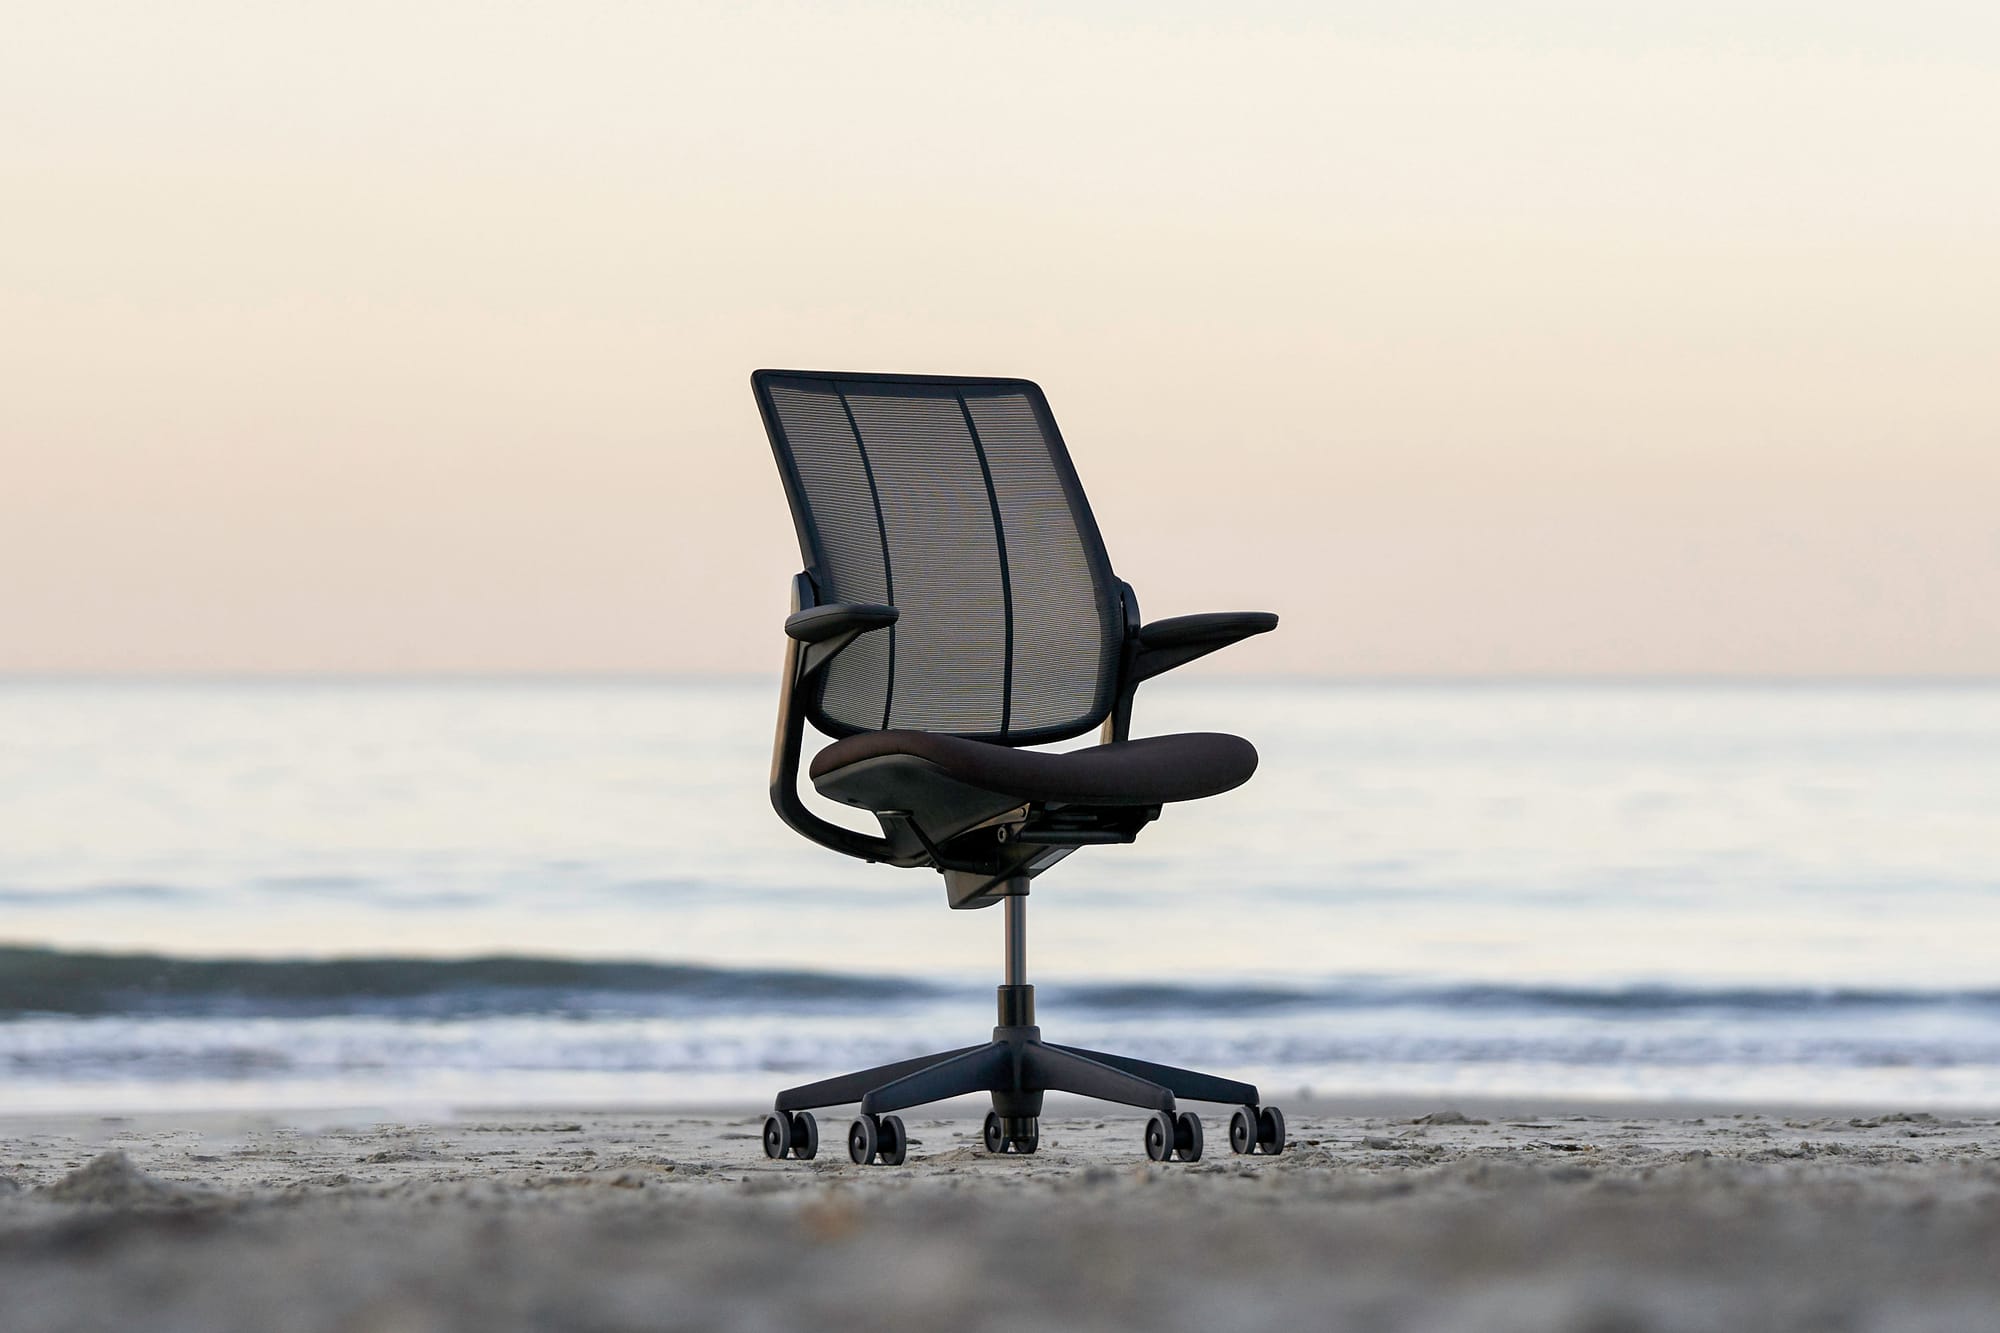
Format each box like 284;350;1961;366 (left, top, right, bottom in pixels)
753;369;1125;746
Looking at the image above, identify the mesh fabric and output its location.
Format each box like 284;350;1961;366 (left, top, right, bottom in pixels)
757;372;1122;743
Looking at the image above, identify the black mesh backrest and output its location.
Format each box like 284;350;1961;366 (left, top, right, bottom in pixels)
754;370;1124;745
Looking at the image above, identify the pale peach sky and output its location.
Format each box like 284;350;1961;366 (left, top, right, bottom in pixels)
3;2;1996;676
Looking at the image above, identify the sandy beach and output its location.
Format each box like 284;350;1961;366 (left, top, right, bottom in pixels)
5;1097;1997;1332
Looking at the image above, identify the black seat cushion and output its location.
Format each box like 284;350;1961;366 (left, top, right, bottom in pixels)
809;731;1258;807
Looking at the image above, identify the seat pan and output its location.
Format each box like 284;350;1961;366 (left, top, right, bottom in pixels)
809;730;1258;807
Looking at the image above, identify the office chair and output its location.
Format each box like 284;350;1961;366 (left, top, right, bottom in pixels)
753;370;1284;1165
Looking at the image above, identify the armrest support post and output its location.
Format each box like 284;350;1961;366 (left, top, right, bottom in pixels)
768;574;908;864
1102;582;1144;743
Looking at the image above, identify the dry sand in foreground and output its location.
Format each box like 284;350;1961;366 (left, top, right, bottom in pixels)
3;1100;1998;1333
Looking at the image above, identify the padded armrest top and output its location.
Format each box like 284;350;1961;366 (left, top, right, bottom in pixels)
1135;611;1278;650
785;603;898;643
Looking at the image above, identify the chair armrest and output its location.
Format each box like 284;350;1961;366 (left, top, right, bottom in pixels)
1099;605;1278;743
1136;611;1278;654
785;603;898;644
768;578;909;867
1130;611;1278;684
785;603;898;681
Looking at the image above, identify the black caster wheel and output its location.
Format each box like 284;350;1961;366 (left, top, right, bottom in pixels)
789;1111;818;1160
847;1114;879;1165
877;1114;908;1167
1174;1111;1203;1162
1229;1106;1257;1155
1144;1110;1176;1162
762;1111;792;1160
1009;1117;1039;1155
983;1111;1006;1154
1257;1105;1287;1155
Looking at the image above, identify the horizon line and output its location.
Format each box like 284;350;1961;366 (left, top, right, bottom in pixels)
3;671;1998;688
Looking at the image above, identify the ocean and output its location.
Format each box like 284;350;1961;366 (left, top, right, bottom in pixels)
3;678;1997;1113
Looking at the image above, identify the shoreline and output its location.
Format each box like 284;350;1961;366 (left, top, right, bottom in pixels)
9;1089;1999;1132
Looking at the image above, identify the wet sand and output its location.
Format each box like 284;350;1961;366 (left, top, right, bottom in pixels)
4;1098;1998;1332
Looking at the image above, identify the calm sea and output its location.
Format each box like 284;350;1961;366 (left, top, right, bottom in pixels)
3;679;1997;1113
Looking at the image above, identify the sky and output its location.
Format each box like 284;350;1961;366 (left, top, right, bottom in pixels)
3;1;1996;676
